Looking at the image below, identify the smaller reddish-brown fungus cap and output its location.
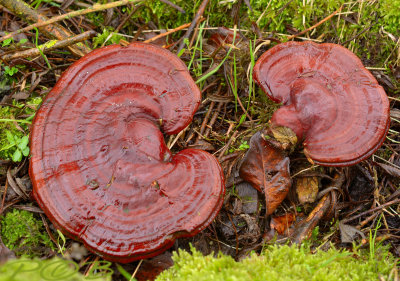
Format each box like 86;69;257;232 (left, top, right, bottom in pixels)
253;41;390;166
29;43;225;263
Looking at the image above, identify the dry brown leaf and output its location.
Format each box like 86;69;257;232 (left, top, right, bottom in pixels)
270;126;297;149
239;131;291;215
339;222;365;243
270;213;296;235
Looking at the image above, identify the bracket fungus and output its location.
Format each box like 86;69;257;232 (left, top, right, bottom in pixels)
29;43;225;263
240;41;390;215
253;41;390;166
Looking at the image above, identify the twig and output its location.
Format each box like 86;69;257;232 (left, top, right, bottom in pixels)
226;213;239;256
342;198;400;223
1;30;96;62
286;5;343;40
1;179;8;213
218;131;239;160
341;21;374;44
0;0;143;44
176;0;209;53
84;257;100;276
144;22;191;44
204;102;223;138
40;213;58;245
0;0;91;57
159;0;185;14
131;259;143;281
168;125;189;150
219;151;242;163
197;101;215;139
115;4;141;33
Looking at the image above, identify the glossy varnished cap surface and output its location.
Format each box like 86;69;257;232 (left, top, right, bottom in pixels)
29;43;225;263
253;41;390;166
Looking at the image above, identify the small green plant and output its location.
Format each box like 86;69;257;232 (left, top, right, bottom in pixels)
0;131;29;162
228;140;250;153
1;209;55;257
30;0;60;9
3;66;18;77
1;37;13;47
56;229;67;256
92;28;123;48
0;97;41;161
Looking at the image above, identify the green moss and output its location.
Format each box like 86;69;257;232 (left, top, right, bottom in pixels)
1;209;54;257
0;97;41;161
157;244;396;281
0;257;110;281
379;0;400;35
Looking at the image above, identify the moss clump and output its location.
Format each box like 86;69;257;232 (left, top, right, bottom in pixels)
0;257;110;281
379;0;400;35
157;244;396;281
0;209;54;257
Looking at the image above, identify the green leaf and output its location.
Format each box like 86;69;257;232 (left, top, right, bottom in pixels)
5;130;15;145
12;149;22;162
1;38;12;47
20;136;29;149
115;263;135;281
177;48;186;57
18;38;28;45
22;147;30;157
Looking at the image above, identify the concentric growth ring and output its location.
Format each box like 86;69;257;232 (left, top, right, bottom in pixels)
253;41;390;166
29;43;225;263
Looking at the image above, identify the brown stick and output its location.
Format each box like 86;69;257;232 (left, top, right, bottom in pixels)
341;198;400;223
218;131;239;160
0;0;142;44
115;4;141;33
1;179;8;213
144;22;191;44
1;30;96;62
159;0;185;14
286;5;343;40
198;101;215;138
204;102;223;138
0;0;91;57
290;192;336;243
176;0;209;53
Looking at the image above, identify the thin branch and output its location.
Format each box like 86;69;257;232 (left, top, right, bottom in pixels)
0;0;92;56
341;198;400;223
159;0;185;14
1;30;96;62
144;22;191;44
0;0;143;43
176;0;209;53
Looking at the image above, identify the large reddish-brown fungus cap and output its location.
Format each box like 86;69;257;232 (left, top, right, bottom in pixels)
29;43;225;263
253;41;390;166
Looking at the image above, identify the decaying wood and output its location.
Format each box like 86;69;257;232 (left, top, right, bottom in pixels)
0;0;143;46
0;0;91;56
1;30;96;62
